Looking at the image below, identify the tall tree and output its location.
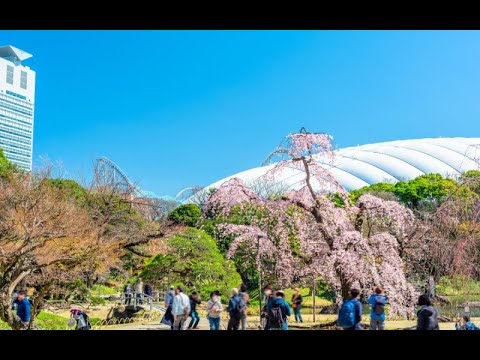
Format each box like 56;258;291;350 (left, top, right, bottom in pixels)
207;130;419;318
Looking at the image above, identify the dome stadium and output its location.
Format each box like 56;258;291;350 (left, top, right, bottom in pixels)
191;137;480;199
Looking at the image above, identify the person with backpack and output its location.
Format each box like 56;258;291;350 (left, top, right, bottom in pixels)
187;291;202;329
368;287;387;330
455;315;480;330
262;285;275;330
69;308;91;330
338;288;363;330
416;294;439;330
227;288;246;330
267;290;291;330
206;290;223;330
239;283;250;330
291;288;303;323
172;286;191;330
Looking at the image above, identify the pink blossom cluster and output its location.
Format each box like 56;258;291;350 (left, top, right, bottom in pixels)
357;193;416;238
203;177;261;217
287;132;334;161
206;176;418;317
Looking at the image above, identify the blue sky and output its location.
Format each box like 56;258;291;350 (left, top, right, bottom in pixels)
2;30;480;196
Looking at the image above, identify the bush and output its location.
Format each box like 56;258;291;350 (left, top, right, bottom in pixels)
436;275;480;296
89;296;106;306
168;204;202;227
141;227;242;299
91;284;118;296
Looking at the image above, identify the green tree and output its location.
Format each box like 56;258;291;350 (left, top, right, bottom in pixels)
140;228;241;298
46;178;87;203
349;182;396;203
0;148;19;179
394;173;458;209
460;170;480;195
168;204;202;227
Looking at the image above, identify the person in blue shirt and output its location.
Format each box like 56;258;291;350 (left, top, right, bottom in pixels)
368;287;387;330
455;315;480;330
14;290;31;329
346;288;363;330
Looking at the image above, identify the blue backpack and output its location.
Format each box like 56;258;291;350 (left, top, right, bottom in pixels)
465;322;480;330
338;299;356;328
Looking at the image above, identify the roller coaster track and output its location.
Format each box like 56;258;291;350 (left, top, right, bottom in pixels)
94;157;148;198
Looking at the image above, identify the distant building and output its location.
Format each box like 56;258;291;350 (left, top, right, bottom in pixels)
0;45;35;170
188;137;480;201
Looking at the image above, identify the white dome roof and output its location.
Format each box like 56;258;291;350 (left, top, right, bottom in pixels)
195;137;480;198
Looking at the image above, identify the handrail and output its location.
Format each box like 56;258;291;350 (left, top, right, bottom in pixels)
119;291;167;312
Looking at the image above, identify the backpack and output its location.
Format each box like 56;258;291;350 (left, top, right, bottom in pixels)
373;295;385;315
338;300;356;328
231;295;246;319
268;304;284;329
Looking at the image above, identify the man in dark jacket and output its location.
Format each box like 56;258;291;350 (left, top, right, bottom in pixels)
187;291;202;329
262;285;275;330
144;283;153;298
227;288;244;330
291;288;303;323
346;288;363;330
269;291;291;330
416;295;439;330
15;290;31;329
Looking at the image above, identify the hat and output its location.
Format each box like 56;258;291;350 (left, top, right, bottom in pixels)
170;286;174;290
232;288;239;295
17;290;27;295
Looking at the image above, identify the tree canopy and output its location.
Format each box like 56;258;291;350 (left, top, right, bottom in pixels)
168;204;202;227
140;227;241;298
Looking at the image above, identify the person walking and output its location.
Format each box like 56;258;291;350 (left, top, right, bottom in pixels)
134;278;144;305
124;283;133;305
338;288;363;330
227;288;245;330
144;283;153;304
239;283;249;330
269;290;291;330
455;315;480;330
69;308;91;330
14;290;31;330
187;291;202;329
172;286;190;330
163;285;175;330
416;294;439;330
262;285;275;330
164;286;175;308
291;288;303;323
368;287;387;330
206;291;223;330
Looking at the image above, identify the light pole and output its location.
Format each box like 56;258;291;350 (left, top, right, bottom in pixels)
257;235;262;324
312;277;316;323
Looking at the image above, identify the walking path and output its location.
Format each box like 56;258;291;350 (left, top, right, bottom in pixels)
112;316;211;330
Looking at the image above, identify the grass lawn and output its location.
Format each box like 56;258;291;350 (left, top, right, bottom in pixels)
0;312;71;330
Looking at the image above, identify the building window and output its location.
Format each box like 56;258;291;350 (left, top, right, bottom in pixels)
20;71;27;90
6;65;14;85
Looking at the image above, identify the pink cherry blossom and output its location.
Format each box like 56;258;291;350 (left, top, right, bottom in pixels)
205;130;419;318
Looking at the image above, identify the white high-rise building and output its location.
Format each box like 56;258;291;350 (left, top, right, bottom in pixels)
0;45;35;171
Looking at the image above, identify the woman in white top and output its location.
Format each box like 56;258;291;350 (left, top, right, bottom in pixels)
206;290;223;330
